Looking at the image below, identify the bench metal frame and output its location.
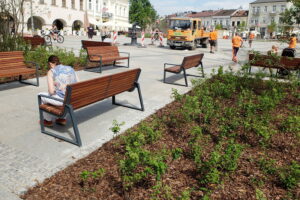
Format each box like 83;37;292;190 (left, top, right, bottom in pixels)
19;61;40;86
38;81;144;147
163;61;205;87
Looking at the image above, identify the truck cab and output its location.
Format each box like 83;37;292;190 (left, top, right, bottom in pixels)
167;18;209;50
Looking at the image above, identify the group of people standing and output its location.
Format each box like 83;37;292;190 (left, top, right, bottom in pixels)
87;25;110;41
209;30;298;63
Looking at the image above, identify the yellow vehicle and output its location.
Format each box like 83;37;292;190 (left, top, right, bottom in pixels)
167;17;210;50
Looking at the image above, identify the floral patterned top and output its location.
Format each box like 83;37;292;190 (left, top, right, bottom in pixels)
51;65;78;98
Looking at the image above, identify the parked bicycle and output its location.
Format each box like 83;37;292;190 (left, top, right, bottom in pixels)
44;30;64;43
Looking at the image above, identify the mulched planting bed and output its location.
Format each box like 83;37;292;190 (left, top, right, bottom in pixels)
22;70;300;200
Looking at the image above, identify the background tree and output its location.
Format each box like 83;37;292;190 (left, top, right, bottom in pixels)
267;21;277;37
129;0;157;30
0;0;26;51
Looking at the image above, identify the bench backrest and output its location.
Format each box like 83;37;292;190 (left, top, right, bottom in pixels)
81;40;112;49
182;54;204;70
249;54;300;70
0;51;26;71
86;46;120;60
65;68;141;110
23;36;45;46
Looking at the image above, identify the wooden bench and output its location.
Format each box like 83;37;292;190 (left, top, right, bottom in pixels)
86;46;130;73
163;54;205;87
81;40;112;49
248;54;300;78
38;68;144;146
0;51;39;86
23;36;50;49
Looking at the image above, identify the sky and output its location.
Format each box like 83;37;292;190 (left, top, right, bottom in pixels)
149;0;254;16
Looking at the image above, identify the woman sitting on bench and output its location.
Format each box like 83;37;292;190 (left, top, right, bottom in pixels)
39;55;79;127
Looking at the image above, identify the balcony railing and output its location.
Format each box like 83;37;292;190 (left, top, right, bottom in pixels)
102;12;113;19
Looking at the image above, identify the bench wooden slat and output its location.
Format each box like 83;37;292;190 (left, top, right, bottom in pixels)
0;51;39;86
85;46;130;73
81;40;112;49
69;70;138;109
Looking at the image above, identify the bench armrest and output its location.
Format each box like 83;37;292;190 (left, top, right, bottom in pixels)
38;94;64;105
164;63;178;69
25;61;40;70
119;51;130;57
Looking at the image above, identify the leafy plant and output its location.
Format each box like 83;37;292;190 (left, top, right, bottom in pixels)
110;119;125;137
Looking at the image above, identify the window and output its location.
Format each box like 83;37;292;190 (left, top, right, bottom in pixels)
226;20;229;26
220;20;223;25
232;21;235;26
257;6;260;12
119;7;121;16
273;5;276;12
52;0;56;5
80;0;83;10
251;20;254;24
271;17;275;23
123;8;126;16
237;21;240;26
264;6;267;12
281;5;285;12
96;0;99;11
62;0;66;7
89;0;92;10
253;6;256;12
39;0;44;4
71;0;75;9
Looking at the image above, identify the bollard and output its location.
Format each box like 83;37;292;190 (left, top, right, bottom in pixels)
141;31;145;47
159;32;164;47
113;31;118;45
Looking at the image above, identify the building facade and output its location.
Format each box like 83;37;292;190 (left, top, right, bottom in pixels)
211;9;238;30
248;0;293;38
187;10;220;30
231;10;248;30
20;0;130;35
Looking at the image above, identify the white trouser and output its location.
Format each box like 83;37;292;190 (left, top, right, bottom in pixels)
39;92;64;121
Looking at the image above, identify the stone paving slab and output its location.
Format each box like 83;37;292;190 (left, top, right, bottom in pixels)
0;35;299;199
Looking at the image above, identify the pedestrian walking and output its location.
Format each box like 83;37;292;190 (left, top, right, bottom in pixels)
209;29;218;53
101;26;108;42
87;25;94;40
249;31;255;48
232;33;243;63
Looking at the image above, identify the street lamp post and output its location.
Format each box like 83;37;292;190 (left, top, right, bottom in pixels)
30;0;34;35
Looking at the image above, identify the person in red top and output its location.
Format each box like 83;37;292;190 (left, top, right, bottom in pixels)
209;29;218;53
248;32;255;48
232;33;243;63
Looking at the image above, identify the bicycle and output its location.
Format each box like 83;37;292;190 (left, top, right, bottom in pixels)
44;30;64;43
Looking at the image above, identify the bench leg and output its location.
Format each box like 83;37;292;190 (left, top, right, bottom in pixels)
163;70;166;83
183;69;188;87
200;62;205;78
112;83;144;111
38;106;82;146
19;74;39;87
99;60;103;73
127;58;130;68
249;66;252;74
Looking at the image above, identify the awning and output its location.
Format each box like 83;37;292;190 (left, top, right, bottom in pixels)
102;21;114;27
117;22;132;28
89;17;101;25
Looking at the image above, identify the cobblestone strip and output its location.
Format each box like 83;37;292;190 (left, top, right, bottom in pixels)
0;142;57;196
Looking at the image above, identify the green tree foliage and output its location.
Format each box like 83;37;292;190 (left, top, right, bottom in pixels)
267;21;277;34
129;0;157;30
280;1;300;29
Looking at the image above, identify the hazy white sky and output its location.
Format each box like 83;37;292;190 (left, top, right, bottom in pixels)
149;0;253;16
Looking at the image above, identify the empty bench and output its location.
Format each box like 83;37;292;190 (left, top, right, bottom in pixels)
249;54;300;78
163;54;205;87
81;40;112;50
0;51;39;86
86;46;130;73
23;36;50;49
38;68;144;146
